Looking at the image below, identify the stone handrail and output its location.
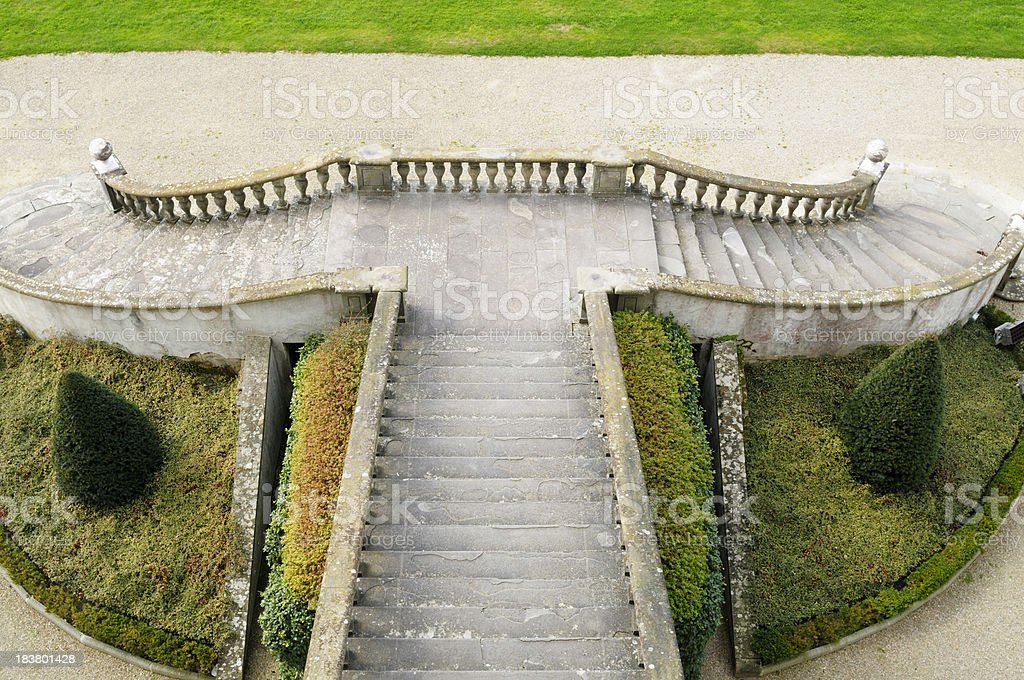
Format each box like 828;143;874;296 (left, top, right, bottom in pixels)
634;143;886;224
89;138;888;226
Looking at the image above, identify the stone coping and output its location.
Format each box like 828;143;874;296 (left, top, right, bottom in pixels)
0;563;208;680
583;290;685;679
578;222;1024;308
304;290;403;678
0;266;407;310
711;341;760;677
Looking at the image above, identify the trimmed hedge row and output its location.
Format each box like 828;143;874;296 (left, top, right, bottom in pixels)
0;529;217;673
613;311;723;680
260;323;369;680
753;429;1024;664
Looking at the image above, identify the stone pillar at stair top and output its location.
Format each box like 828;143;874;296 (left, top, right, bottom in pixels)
856;139;889;210
89;138;126;211
352;143;395;195
591;144;631;197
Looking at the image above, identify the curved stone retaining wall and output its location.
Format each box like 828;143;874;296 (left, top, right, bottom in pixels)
0;267;406;362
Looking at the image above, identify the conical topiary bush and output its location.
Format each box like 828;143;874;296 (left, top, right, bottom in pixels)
52;372;163;508
839;335;946;493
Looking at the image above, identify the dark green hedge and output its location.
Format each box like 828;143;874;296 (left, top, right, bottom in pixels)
754;430;1024;664
52;372;163;508
613;311;723;680
839;335;946;493
0;529;216;673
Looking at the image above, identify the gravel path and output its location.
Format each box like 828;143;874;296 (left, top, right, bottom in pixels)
1;51;1024;679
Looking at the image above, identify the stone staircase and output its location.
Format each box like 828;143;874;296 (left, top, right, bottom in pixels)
652;198;1004;290
343;327;645;678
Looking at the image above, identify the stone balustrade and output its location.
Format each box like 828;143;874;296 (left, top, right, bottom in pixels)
90;139;889;225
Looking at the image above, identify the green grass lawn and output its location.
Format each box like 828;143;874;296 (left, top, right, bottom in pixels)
0;319;240;648
1;1;1022;58
743;317;1024;630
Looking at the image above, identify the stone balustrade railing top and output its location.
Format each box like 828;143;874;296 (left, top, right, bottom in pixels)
90;139;888;226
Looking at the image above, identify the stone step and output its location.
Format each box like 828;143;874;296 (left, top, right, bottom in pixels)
383;398;598;419
769;219;825;287
362;525;621;553
374;457;611;480
390;349;593;368
690;211;739;285
804;224;871;289
861;215;962;276
344;638;641;672
787;222;851;290
342;671;646;679
749;218;802;287
348;605;636;638
711;213;764;288
380;435;606;458
821;225;899;288
388;365;596;384
732;217;784;288
845;221;944;283
370;478;615;503
379;417;603;439
673;206;712;280
395;335;590;353
354;577;630;608
386;382;599;401
366;499;614;526
358;550;626;579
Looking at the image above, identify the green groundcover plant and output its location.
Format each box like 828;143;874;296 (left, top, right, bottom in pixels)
746;308;1024;664
0;317;239;671
613;311;723;680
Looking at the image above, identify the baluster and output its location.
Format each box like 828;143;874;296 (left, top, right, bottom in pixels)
784;196;799;223
673;175;687;204
212;191;230;220
750;193;765;221
336;161;352;191
195;194;213;222
468;163;481;192
502;162;517;192
631;164;645;193
693;181;708;210
732;189;747;218
851;192;864;216
135;196;150;220
231;188;249;218
146;197;160;222
555;162;569;193
414;162;429;192
485;163;499;192
175;196;195;224
396;162;411;192
652;168;667;199
159;197;178;224
573;162;587;193
316;167;331;197
829;198;842;222
768;194;783;222
521;162;534;192
293;173;310;204
816;198;830;223
272;179;288;210
450;162;464;192
122;194;138;217
800;197;815;224
252;184;270;214
712;185;728;214
432;162;447;192
840;196;853;219
538;163;551;193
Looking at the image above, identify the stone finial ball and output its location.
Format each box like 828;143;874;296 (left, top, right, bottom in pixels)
89;138;113;161
865;139;889;163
